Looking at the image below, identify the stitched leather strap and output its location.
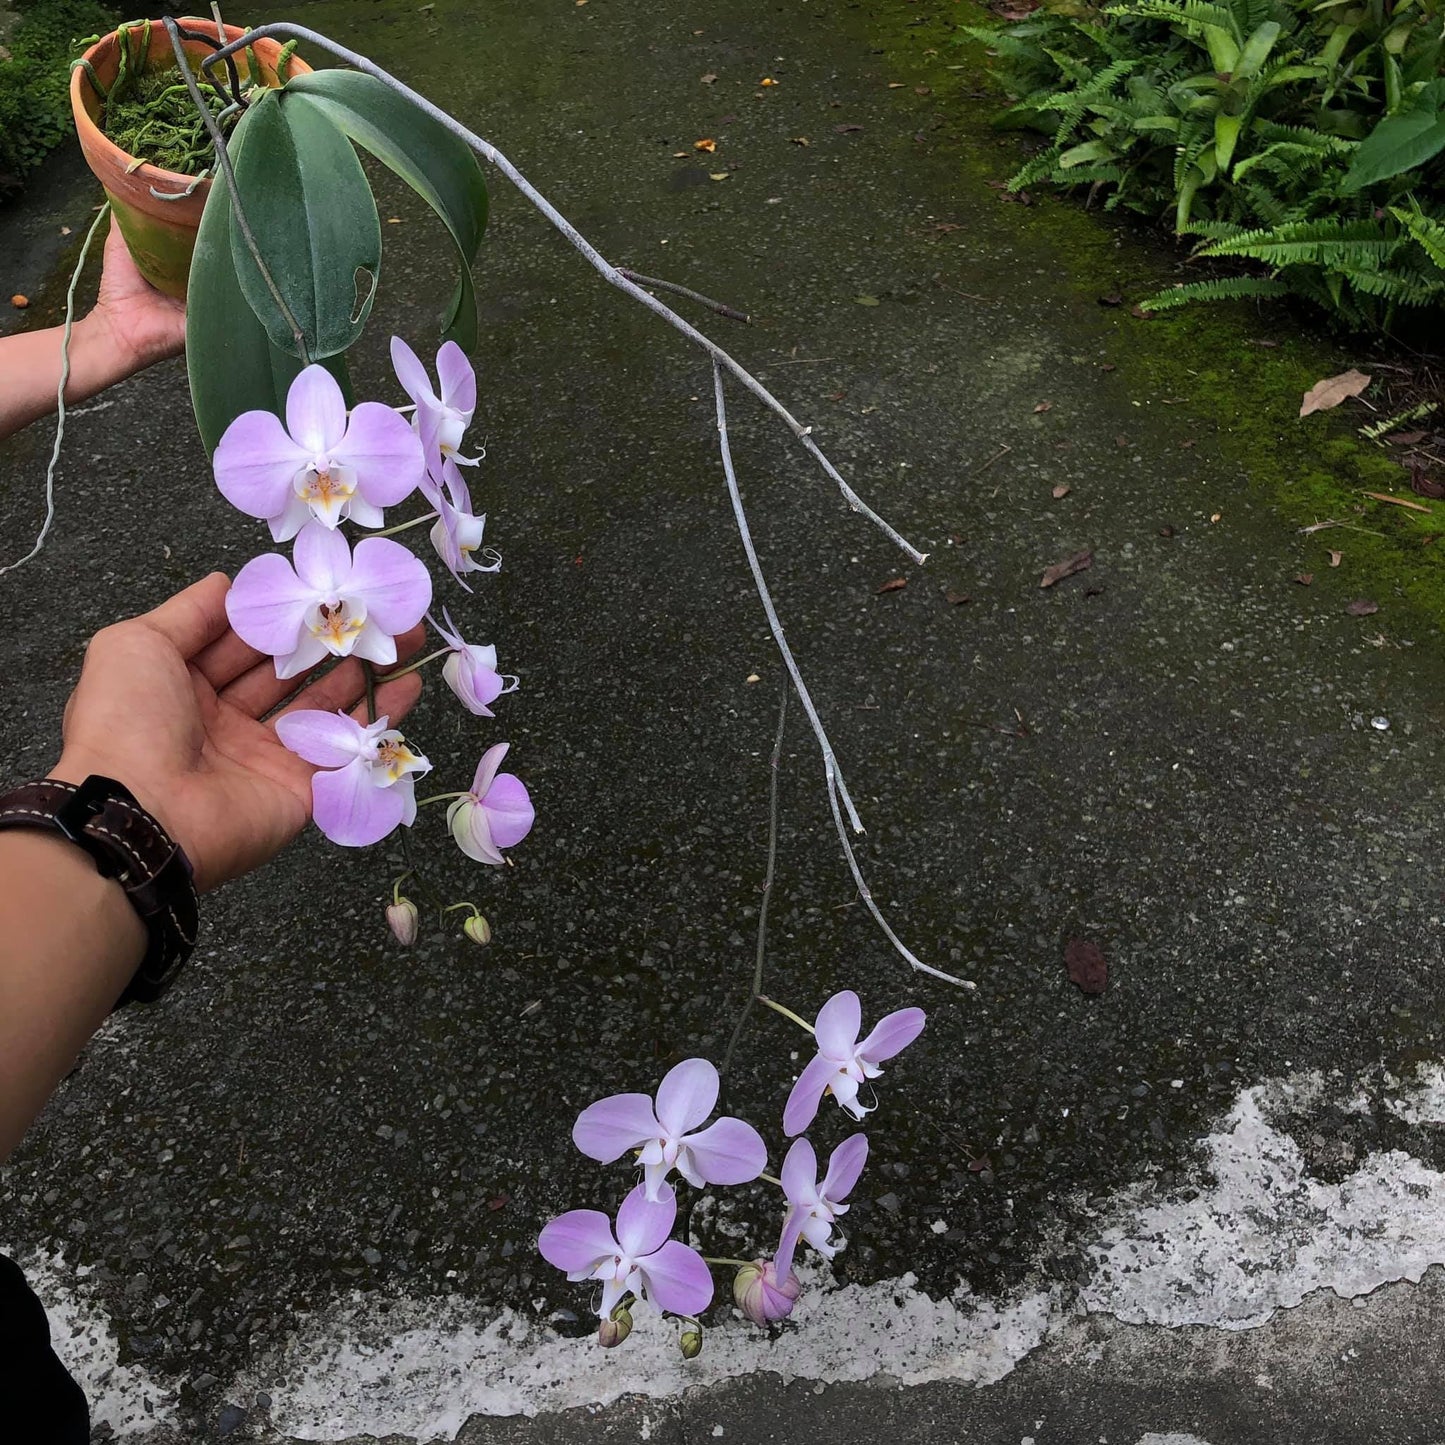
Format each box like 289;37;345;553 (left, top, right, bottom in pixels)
0;777;198;1007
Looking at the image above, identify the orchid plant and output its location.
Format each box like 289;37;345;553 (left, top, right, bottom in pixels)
213;342;533;942
539;989;925;1350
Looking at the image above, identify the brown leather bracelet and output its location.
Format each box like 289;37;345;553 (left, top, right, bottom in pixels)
0;776;199;1008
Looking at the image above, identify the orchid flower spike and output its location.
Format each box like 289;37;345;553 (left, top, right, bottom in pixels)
573;1058;767;1202
275;710;431;847
733;1258;802;1326
777;1134;869;1269
391;336;480;473
782;990;925;1137
214;364;424;541
447;743;535;865
226;521;432;679
431;607;517;717
538;1183;714;1321
423;468;500;589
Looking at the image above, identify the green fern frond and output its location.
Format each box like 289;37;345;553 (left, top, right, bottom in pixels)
1197;217;1398;266
1139;275;1292;308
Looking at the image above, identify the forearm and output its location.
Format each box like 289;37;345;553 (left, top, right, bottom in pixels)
0;831;146;1162
0;314;146;442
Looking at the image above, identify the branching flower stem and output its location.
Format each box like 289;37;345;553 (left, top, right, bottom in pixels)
201;23;927;566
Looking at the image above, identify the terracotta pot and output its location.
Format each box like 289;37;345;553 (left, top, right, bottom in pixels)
70;19;311;298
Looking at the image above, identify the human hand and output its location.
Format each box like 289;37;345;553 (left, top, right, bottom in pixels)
82;218;187;375
49;574;425;892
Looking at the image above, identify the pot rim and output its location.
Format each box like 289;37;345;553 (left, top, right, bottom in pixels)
69;17;301;196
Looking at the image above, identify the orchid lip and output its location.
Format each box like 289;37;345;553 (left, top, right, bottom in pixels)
307;597;368;653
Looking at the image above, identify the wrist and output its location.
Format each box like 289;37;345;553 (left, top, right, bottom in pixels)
69;310;141;394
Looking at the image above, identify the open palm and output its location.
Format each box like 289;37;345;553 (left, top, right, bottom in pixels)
53;573;423;891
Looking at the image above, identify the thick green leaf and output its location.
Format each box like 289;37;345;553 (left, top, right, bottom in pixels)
1214;112;1243;171
285;69;489;352
187;114;353;455
1344;106;1445;189
227;88;382;361
1234;20;1280;78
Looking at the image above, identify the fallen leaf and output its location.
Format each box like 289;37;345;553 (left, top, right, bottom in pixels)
386;216;402;224
9;294;28;309
1179;438;1196;448
915;84;932;95
694;138;717;152
700;72;717;84
1064;938;1107;994
888;82;905;89
1410;466;1445;499
1159;524;1176;538
877;576;908;594
745;673;761;683
1032;400;1052;414
1294;572;1314;585
709;172;730;182
59;225;71;236
1097;292;1124;307
1210;512;1222;523
1052;483;1071;499
1390;430;1429;445
855;294;881;307
1130;303;1155;319
791;135;811;146
1329;549;1343;567
1346;598;1379;616
1040;548;1093;588
672;150;688;157
1100;362;1117;372
1114;435;1130;447
1363;490;1430;513
944;589;971;605
1246;337;1279;348
487;1194;510;1210
760;77;777;86
834;123;864;133
929;221;963;233
1299;369;1371;418
967;1154;992;1173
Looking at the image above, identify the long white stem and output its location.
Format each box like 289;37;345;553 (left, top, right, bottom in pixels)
714;362;969;988
202;23;928;566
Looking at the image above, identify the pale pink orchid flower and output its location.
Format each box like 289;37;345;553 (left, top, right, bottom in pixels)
573;1058;767;1202
275;710;431;848
226;521;432;680
447;743;534;865
422;468;499;590
390;336;480;473
214;364;424;541
431;607;517;717
782;990;925;1136
538;1182;714;1320
777;1134;869;1267
733;1257;802;1325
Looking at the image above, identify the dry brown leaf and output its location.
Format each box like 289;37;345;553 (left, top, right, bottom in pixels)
1299;369;1371;418
1294;573;1314;586
835;123;864;134
1040;548;1093;588
1064;938;1107;994
709;172;730;182
944;589;971;605
760;77;778;86
1346;598;1379;616
694;138;717;153
1363;490;1431;513
701;72;718;84
791;135;811;146
1033;400;1053;414
1052;483;1071;499
1329;549;1343;567
877;576;908;595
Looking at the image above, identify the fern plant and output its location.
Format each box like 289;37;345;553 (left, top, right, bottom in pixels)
966;0;1445;328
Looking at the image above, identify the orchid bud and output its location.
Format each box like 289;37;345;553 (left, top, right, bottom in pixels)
463;912;492;946
386;897;419;946
734;1259;801;1325
679;1324;703;1359
598;1304;632;1348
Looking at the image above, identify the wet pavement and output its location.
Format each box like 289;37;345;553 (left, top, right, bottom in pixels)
4;0;1445;1440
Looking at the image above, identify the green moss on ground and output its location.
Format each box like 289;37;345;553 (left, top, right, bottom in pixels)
856;0;1445;634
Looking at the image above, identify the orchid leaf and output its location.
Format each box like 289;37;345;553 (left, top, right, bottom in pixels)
187;112;351;456
285;68;489;352
226;87;381;361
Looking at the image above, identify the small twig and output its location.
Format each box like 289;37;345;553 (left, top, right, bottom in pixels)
720;686;788;1080
0;204;110;578
163;17;309;364
618;268;750;324
202;23;926;565
970;444;1011;474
